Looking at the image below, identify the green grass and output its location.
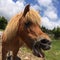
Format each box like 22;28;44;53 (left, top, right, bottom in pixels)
0;29;3;31
45;39;60;60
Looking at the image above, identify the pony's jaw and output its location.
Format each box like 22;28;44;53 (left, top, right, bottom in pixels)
32;38;51;58
33;48;45;58
33;42;45;58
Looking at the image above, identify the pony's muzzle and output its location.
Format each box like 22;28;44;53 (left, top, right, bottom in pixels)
34;39;51;50
32;39;51;57
39;39;51;50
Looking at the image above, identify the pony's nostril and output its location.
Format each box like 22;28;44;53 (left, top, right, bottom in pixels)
40;39;51;44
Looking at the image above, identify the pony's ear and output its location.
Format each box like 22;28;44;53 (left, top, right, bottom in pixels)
23;4;30;16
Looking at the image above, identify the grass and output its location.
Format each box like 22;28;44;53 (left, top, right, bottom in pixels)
0;29;3;31
45;39;60;60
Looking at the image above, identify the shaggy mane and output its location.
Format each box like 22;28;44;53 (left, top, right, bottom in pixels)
3;9;41;40
25;9;41;25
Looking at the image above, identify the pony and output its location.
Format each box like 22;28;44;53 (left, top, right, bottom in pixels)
2;4;51;60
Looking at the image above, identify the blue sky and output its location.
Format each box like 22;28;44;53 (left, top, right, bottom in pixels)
52;0;60;17
13;0;60;16
0;0;60;30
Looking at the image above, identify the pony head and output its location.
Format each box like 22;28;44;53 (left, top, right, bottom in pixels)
18;4;51;58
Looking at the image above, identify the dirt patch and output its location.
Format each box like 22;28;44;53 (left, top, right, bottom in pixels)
17;47;44;60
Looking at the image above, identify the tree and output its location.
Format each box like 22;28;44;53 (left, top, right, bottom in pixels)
0;16;8;30
52;27;60;39
41;26;52;34
41;26;60;39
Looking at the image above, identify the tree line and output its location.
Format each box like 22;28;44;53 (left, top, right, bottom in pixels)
41;26;60;39
0;16;8;30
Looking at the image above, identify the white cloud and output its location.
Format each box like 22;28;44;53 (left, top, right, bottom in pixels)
57;20;60;27
41;17;53;30
31;4;40;11
36;0;59;29
37;0;52;7
41;17;60;30
44;10;58;20
0;0;25;20
37;0;58;19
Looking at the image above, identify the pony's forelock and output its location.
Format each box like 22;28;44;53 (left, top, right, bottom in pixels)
25;9;41;25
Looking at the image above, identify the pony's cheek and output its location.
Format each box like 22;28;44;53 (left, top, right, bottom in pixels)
28;33;37;40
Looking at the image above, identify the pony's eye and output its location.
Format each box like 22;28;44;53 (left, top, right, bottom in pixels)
25;21;32;28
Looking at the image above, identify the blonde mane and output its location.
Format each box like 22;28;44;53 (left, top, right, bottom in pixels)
3;9;41;40
25;9;41;25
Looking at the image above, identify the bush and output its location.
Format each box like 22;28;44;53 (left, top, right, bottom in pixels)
0;16;8;30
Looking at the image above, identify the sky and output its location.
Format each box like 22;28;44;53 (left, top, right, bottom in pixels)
0;0;60;30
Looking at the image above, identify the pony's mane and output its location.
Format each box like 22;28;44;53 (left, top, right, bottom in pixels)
25;9;41;25
3;9;41;40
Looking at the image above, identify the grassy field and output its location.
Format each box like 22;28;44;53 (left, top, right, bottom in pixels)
44;39;60;60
